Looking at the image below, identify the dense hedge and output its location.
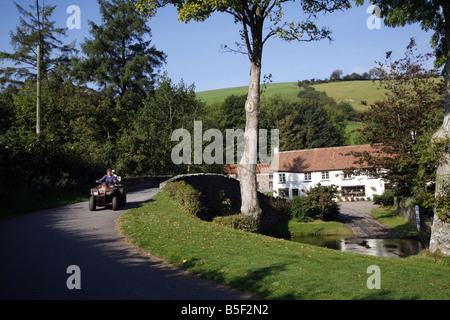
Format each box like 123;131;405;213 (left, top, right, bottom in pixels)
162;181;202;217
162;178;291;238
0;132;102;202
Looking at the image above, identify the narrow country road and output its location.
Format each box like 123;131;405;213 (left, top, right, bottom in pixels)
338;201;399;239
0;188;252;300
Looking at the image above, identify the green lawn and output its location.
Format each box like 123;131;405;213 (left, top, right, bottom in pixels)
119;191;450;300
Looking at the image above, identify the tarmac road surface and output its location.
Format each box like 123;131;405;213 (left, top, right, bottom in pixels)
0;188;252;300
338;201;399;239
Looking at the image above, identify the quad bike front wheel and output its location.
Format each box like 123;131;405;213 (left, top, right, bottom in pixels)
89;196;96;211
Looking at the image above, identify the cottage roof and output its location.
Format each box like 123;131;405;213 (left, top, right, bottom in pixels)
223;163;272;175
270;144;378;173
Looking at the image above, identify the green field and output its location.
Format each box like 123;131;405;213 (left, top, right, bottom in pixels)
197;80;386;112
197;82;302;105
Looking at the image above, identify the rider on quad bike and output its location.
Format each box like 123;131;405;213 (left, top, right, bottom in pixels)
89;169;126;211
97;168;117;187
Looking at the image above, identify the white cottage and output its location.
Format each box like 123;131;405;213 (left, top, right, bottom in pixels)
270;145;385;200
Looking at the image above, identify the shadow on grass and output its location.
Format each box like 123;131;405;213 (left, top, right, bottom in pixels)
353;290;419;300
392;221;421;237
183;259;296;299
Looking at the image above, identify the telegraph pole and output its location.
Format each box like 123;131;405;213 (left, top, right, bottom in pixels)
36;43;41;135
36;0;42;135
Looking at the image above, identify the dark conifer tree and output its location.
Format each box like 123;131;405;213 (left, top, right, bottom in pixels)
0;1;75;87
76;0;166;98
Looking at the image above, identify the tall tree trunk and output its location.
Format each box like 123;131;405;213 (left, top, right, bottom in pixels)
238;60;262;218
429;4;450;256
238;13;263;218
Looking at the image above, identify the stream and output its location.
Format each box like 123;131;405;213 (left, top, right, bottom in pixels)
291;235;423;258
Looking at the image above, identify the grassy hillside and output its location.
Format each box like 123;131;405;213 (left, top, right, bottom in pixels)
197;82;301;105
312;81;385;112
197;80;386;112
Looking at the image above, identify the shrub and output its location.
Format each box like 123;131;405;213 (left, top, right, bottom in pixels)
213;214;259;233
290;196;311;222
258;192;291;221
163;181;202;217
258;192;292;238
373;191;394;207
290;184;340;222
211;189;232;216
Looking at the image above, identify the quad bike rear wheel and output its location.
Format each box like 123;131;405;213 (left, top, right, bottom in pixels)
112;196;119;211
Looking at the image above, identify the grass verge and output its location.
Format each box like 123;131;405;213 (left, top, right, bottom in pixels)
371;207;422;238
119;191;449;300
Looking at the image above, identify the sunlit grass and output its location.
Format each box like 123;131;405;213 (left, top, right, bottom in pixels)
196;80;385;112
119;191;450;300
371;207;423;238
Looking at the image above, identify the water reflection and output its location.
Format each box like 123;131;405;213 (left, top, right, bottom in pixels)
291;236;423;258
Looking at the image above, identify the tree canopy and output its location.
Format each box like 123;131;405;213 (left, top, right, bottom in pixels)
352;40;444;201
356;0;450;255
357;0;448;67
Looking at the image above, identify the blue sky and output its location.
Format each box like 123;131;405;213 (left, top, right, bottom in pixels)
0;0;435;92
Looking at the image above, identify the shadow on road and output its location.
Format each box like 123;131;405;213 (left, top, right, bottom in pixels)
0;188;251;300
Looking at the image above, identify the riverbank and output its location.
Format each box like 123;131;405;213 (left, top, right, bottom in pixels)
289;202;422;240
119;191;450;300
289;202;425;258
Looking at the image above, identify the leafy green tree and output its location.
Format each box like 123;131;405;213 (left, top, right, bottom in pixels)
259;94;292;130
221;95;247;130
357;0;450;255
116;76;205;176
0;1;75;86
0;87;16;132
136;0;353;218
330;69;343;81
277;99;345;151
335;101;358;121
352;40;444;200
267;86;348;150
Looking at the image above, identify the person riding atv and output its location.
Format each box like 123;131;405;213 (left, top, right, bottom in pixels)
89;169;126;211
97;168;117;186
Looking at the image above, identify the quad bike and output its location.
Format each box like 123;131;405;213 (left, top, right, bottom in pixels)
89;174;126;211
